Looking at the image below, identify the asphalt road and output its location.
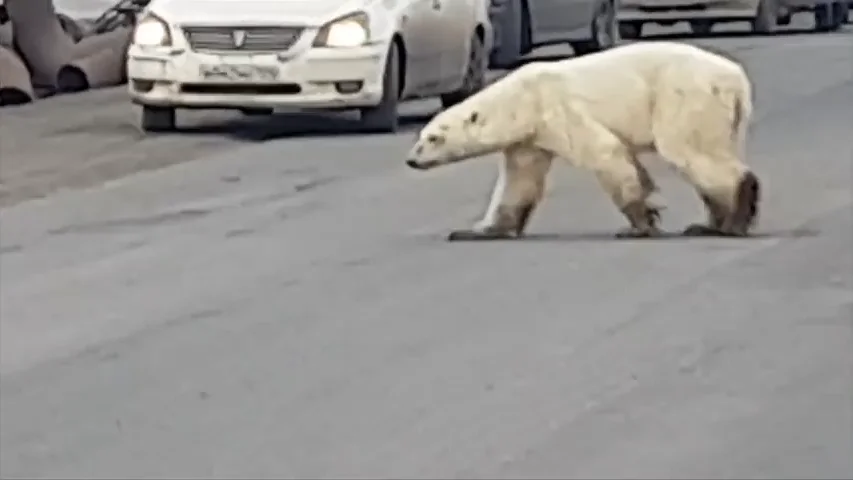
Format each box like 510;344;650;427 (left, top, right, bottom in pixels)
1;20;852;479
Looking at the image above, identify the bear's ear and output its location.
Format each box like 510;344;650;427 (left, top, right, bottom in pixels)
467;111;480;124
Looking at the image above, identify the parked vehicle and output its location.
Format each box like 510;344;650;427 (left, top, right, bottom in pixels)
127;0;493;133
618;0;848;38
487;0;618;69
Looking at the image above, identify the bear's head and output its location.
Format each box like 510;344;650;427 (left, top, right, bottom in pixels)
405;64;550;171
405;107;501;170
405;77;537;171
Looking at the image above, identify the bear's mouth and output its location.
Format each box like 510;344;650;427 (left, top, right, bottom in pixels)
405;159;437;170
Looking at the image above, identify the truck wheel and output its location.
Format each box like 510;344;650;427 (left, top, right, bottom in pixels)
141;106;176;132
440;32;486;109
360;41;400;133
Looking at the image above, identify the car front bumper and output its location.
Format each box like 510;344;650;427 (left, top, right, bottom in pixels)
127;39;390;111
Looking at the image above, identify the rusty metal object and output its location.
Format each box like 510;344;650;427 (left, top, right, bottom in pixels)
57;27;132;92
4;0;76;91
0;7;14;47
57;12;86;42
0;45;35;105
89;0;150;35
4;0;141;96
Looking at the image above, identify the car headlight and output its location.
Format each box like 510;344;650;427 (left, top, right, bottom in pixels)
313;11;370;48
133;15;172;46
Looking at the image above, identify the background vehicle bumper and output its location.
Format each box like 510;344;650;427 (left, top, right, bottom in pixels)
618;0;834;22
127;43;389;110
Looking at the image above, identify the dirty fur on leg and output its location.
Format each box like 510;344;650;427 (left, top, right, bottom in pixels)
615;200;663;238
683;171;761;237
447;202;537;241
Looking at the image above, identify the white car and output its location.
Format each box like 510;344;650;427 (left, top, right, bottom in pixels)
127;0;493;133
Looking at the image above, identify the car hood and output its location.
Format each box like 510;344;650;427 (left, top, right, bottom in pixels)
148;0;371;27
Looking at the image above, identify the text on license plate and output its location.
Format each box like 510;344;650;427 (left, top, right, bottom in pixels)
199;64;279;81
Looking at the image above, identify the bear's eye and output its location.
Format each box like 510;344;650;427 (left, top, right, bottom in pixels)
468;111;479;124
426;134;444;145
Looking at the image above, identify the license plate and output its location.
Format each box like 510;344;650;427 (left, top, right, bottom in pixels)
198;64;279;81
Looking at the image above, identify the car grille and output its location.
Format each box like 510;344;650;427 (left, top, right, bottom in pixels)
181;26;303;52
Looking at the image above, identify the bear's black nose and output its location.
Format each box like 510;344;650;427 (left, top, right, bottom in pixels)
406;159;423;170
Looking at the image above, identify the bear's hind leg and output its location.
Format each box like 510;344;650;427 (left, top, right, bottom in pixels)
448;145;553;241
682;170;760;237
652;83;759;237
660;150;760;237
687;192;728;236
719;169;760;236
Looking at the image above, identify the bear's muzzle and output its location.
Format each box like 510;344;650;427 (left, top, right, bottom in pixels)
406;158;438;170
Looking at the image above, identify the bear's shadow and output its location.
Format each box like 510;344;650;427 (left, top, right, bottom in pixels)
160;111;434;142
444;228;819;243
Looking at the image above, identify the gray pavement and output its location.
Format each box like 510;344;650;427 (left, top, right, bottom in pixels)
1;19;852;479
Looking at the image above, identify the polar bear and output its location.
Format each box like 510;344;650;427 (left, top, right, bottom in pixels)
405;41;761;240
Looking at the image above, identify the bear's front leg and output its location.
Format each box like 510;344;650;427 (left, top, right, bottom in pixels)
534;111;663;239
594;158;662;239
448;145;553;241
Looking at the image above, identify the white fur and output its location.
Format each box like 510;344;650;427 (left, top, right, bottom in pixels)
406;41;755;233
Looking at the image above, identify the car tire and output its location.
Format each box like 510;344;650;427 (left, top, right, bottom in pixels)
689;19;715;35
489;0;528;69
752;0;779;34
360;41;400;134
440;32;487;109
618;21;643;40
141;106;176;132
570;0;618;55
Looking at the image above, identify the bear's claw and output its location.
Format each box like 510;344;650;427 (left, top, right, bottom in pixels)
647;206;662;224
614;227;662;239
447;229;517;241
682;223;723;236
682;223;750;237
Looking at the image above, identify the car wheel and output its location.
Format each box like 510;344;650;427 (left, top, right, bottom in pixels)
570;0;618;55
440;32;487;109
618;21;643;40
689;19;715;35
141;106;176;132
360;41;400;134
751;0;779;34
489;0;527;69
